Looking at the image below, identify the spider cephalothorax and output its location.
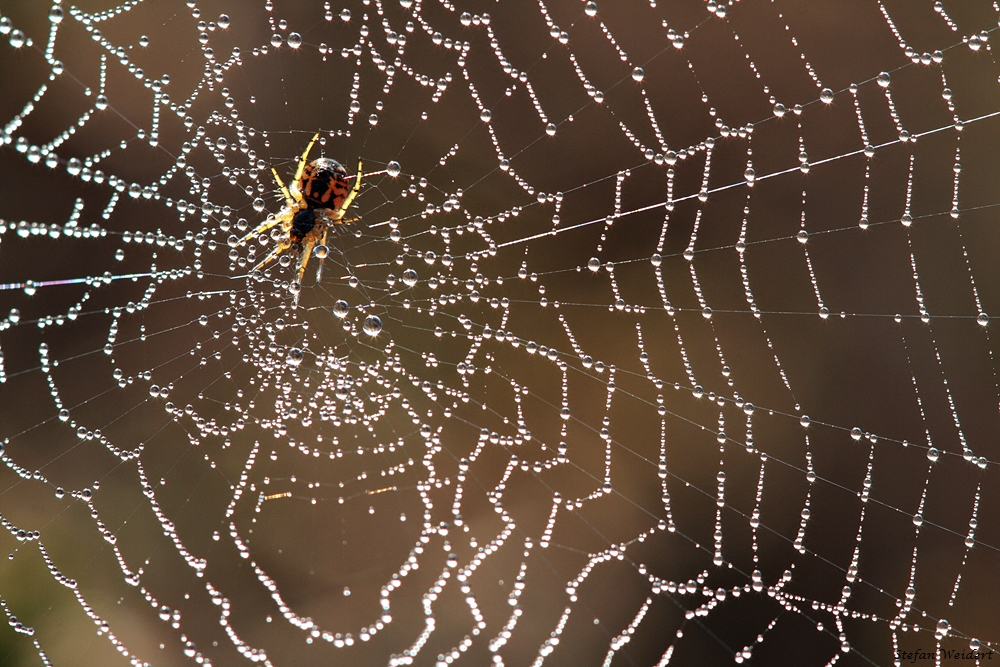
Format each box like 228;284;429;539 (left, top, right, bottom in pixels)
238;133;362;300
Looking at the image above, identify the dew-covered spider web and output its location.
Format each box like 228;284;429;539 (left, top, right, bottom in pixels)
2;0;1000;665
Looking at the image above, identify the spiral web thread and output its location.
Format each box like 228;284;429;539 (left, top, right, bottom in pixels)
1;0;1000;665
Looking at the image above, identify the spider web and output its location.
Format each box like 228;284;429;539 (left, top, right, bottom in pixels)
1;0;1000;665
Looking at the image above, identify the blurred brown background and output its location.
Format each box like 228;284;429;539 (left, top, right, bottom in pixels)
1;1;1000;665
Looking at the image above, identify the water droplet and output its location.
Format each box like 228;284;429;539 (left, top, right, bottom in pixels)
402;269;418;286
901;214;912;227
773;103;786;117
341;8;352;21
683;249;694;261
977;313;988;326
95;95;109;110
363;316;383;336
270;33;283;48
387;161;401;177
820;88;834;103
343;586;351;596
650;254;662;267
313;245;328;259
587;258;600;272
876;71;891;87
560;407;571;420
48;6;64;23
9;30;25;49
128;183;142;198
744;167;755;183
286;348;304;366
797;230;808;243
253;198;265;212
864;145;875;158
800;415;811;427
935;619;950;639
632;67;644;82
545;123;557;136
702;307;712;319
287;32;302;48
218;14;230;28
460;12;472;26
332;301;350;319
927;447;939;462
480;109;492;122
369;114;379;126
850;427;862;441
585;1;597;16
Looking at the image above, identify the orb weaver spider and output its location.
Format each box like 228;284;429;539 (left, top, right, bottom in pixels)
239;132;363;299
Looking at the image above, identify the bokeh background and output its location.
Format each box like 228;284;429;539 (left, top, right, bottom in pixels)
1;0;1000;665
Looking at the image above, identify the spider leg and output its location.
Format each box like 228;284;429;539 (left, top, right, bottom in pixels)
332;158;364;222
271;167;294;207
239;209;292;246
293;132;321;185
250;241;288;273
291;236;318;306
315;228;329;283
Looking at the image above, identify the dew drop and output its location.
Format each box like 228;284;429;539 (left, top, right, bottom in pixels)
876;71;891;87
402;269;418;286
650;253;662;267
253;198;265;212
286;348;304;366
744;167;755;183
48;6;64;23
585;1;597;16
587;257;600;272
332;300;350;318
797;230;808;243
800;415;810;427
287;32;302;48
270;33;283;47
314;245;328;259
632;67;644;82
9;30;25;48
218;14;230;29
927;447;940;462
820;88;834;103
369;114;379;126
363;316;383;336
341;8;352;21
545;123;557;136
480;109;492;122
95;95;109;110
850;427;862;441
386;161;401;177
977;312;988;326
560;407;571;420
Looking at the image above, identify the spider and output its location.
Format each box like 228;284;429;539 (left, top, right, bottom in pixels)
239;132;363;295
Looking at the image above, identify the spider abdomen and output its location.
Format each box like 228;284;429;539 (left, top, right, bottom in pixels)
300;158;352;210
